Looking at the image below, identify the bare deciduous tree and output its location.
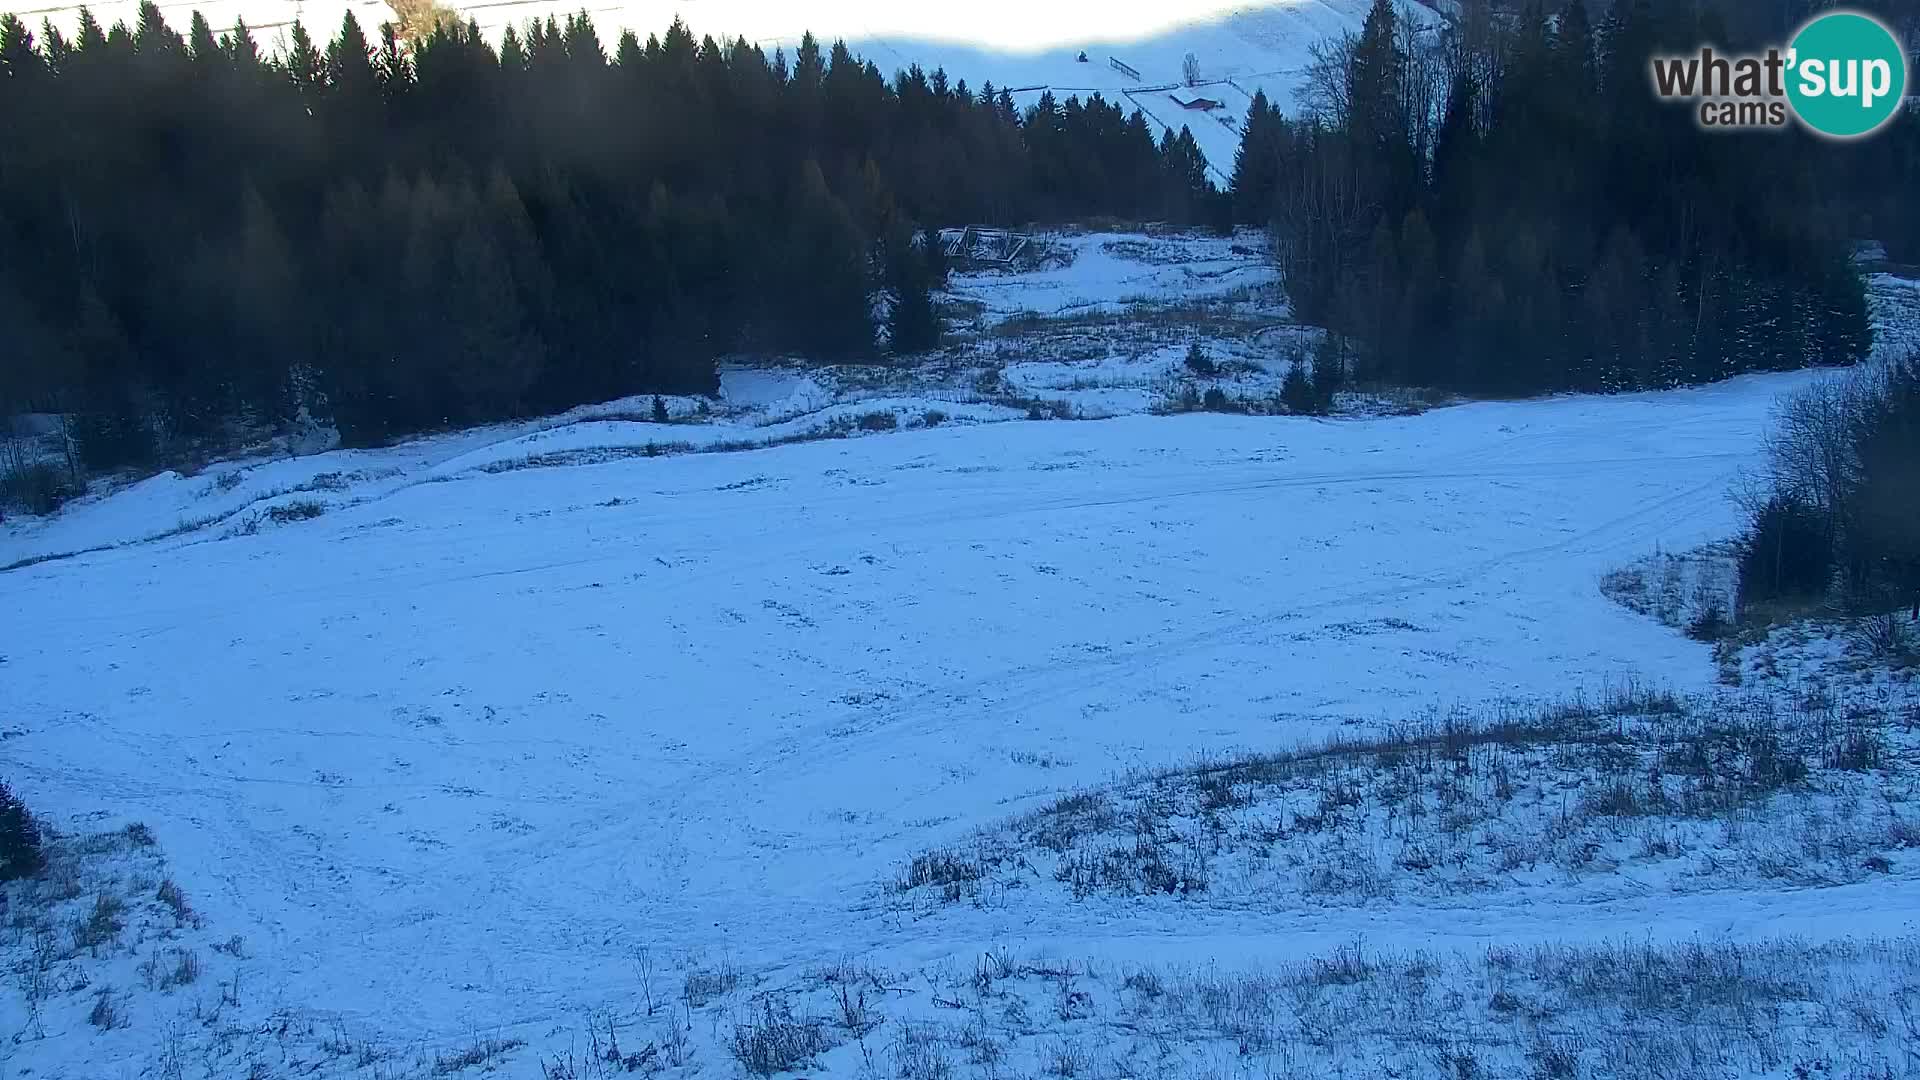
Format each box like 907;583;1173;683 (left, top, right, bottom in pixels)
1741;356;1920;617
386;0;461;46
1751;371;1876;520
1297;36;1354;129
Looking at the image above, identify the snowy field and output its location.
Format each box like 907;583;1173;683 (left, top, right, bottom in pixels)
947;231;1278;325
5;236;1918;1077
8;363;1918;1078
0;229;1294;568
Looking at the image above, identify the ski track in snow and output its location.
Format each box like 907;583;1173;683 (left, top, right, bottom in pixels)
8;368;1900;1057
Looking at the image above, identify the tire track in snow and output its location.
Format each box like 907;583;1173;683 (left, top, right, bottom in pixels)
447;450;1741;948
0;393;1786;1057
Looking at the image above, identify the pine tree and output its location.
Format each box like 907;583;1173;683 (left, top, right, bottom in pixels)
132;0;182;56
376;22;412;101
1556;0;1596;97
74;7;105;52
1847;359;1920;615
1281;358;1317;414
920;224;948;287
783;160;874;359
225;18;260;72
0;0;1887;469
792;31;823;93
1184;341;1216;378
1230;90;1286;225
286;19;323;96
185;11;217;66
1430;65;1477;242
1158;126;1210;221
1346;0;1401;153
328;12;378;96
0;783;42;882
324;10;383;163
501;25;529;72
888;272;938;356
0;14;41;77
37;20;69;73
71;289;151;470
236;180;305;417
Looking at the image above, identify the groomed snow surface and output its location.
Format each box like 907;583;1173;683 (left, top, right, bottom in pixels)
7;365;1917;1078
4;234;1917;1078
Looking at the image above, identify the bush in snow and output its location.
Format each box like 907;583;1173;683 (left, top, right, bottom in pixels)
1685;577;1730;641
1183;341;1217;378
891;684;1915;909
72;892;126;950
1847;612;1917;662
431;1036;524;1074
1280;359;1324;415
266;499;326;525
1737;355;1920;622
1155;385;1204;414
889;278;941;356
1736;496;1834;616
1;462;81;516
87;988;125;1030
729;996;831;1076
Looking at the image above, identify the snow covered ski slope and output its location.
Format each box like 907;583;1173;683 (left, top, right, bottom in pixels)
12;368;1914;1079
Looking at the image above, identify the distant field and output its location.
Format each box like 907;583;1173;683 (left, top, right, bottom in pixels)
4;230;1914;1079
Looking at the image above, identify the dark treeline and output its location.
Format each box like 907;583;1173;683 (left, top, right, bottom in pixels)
1738;352;1920;627
0;4;1222;463
1229;0;1918;397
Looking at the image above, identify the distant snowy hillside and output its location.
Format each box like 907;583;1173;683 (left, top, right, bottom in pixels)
14;0;1446;182
841;1;1446;181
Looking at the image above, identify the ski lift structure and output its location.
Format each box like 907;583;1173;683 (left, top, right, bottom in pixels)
938;226;1034;270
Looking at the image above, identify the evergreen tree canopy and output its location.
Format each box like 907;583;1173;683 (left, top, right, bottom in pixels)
1232;0;1901;397
0;7;1225;456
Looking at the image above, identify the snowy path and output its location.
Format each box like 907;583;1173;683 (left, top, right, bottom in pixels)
0;372;1860;1057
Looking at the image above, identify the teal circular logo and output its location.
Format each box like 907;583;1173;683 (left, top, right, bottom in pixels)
1787;11;1908;138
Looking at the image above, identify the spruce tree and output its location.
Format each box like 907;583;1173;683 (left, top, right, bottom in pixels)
0;0;1890;466
0;783;42;882
0;15;40;77
1430;66;1477;242
1281;358;1316;414
888;274;938;356
186;11;217;66
1230;90;1285;225
285;19;323;96
74;7;105;52
784;160;874;360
